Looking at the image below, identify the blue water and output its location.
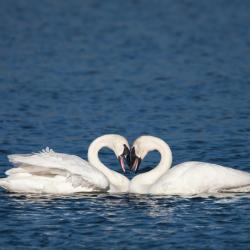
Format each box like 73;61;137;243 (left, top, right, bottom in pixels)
1;0;250;249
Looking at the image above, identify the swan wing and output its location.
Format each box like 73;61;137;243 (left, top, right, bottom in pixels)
1;148;109;193
0;172;107;194
150;161;250;195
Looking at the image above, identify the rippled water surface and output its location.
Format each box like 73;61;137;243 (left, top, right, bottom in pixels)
1;0;250;249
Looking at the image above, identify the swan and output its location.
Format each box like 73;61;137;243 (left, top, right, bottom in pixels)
129;135;250;195
0;134;130;194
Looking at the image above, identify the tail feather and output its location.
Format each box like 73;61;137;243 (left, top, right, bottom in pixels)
222;185;250;193
8;154;34;167
0;179;8;189
5;167;27;176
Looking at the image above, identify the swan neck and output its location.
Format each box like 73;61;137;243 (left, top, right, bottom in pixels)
158;143;172;172
134;139;172;188
87;137;112;177
87;135;129;192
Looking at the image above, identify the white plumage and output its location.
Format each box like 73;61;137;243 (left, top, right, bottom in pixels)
129;136;250;195
0;135;130;194
149;161;250;195
0;147;109;194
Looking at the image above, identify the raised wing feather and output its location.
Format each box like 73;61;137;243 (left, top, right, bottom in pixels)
6;147;109;191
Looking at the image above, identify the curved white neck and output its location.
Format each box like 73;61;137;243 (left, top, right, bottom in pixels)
87;135;129;192
132;138;172;188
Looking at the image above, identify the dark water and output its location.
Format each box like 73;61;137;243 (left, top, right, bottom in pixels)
1;0;250;249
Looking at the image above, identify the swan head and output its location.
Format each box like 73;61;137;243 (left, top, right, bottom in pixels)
88;134;131;176
129;135;161;173
105;134;130;173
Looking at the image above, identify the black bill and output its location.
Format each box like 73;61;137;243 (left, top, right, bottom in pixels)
118;144;130;173
129;147;141;173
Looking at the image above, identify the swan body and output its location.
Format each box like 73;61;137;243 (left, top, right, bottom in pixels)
149;162;250;195
0;135;130;194
129;136;250;195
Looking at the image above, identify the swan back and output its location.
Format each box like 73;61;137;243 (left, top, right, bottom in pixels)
149;161;250;194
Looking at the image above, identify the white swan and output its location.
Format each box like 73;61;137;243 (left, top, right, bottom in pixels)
0;134;130;194
129;135;250;195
